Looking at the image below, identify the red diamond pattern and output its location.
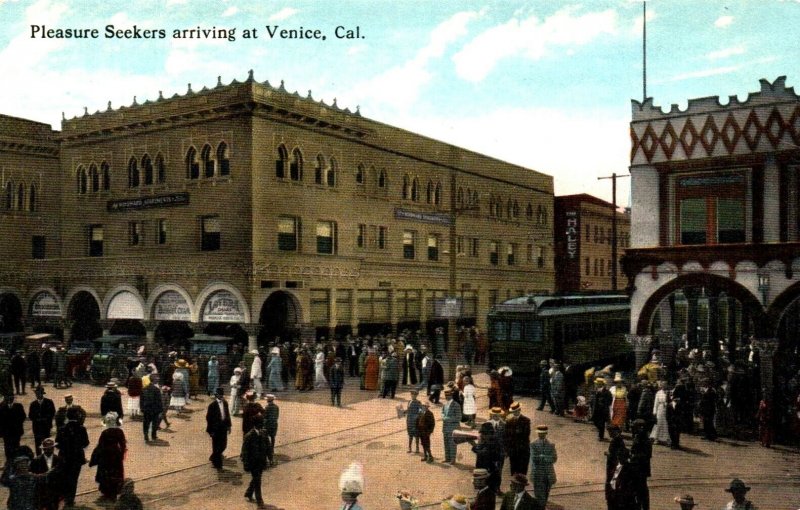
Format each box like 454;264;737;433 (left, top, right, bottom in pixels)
742;110;763;151
699;116;720;156
720;113;742;154
679;118;699;157
660;121;679;158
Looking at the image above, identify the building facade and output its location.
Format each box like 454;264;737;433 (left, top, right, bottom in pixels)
623;76;800;404
0;71;555;349
554;194;630;293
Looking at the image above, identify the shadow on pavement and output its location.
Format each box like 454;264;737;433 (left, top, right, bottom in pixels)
148;439;171;447
677;446;713;457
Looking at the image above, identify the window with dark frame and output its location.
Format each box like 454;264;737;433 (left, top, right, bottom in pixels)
129;221;143;246
201;216;220;251
490;241;499;266
89;225;103;257
357;224;366;248
276;146;288;179
403;230;415;259
316;221;336;254
278;216;299;251
378;226;387;249
157;219;167;245
427;234;439;261
218;142;230;176
202;144;215;178
32;236;45;260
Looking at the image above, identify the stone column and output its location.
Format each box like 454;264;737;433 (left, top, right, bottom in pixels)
707;291;720;364
626;334;652;372
328;288;338;341
60;320;73;345
100;319;113;337
350;289;359;337
727;297;738;363
684;288;700;349
242;323;261;352
751;338;779;399
142;320;158;349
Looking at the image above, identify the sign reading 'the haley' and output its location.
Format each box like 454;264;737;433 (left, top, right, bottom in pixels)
565;211;579;259
394;208;452;226
107;192;189;212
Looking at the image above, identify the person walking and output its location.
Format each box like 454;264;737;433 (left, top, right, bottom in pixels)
529;425;557;508
470;422;504;495
416;400;435;463
140;374;163;442
0;393;27;463
55;394;86;430
89;412;127;502
263;394;279;467
666;392;682;449
330;357;345;407
605;449;637;510
126;372;142;419
629;419;652;510
470;468;496;510
267;348;284;392
30;437;64;510
505;401;532;476
206;387;232;470
699;384;718;441
314;348;327;389
207;356;220;396
592;378;613;440
241;415;269;507
242;391;265;436
55;407;90;508
100;381;124;425
357;346;368;390
723;478;757;510
537;360;554;413
229;367;243;416
637;381;656;436
28;385;56;455
250;351;264;399
550;364;566;416
26;349;41;390
401;345;417;386
53;347;69;389
10;350;27;395
428;355;444;404
651;381;670;445
404;389;423;453
462;376;477;428
499;473;538;510
610;373;628;429
441;388;462;464
382;351;399;399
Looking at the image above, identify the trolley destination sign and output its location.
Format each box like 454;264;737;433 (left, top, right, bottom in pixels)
107;192;190;212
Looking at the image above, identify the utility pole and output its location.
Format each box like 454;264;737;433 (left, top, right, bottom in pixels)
643;0;647;103
597;173;630;290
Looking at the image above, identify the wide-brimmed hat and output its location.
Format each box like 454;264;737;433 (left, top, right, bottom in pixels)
41;438;56;448
725;479;750;493
472;468;490;480
613;372;624;383
595;378;606;386
34;386;46;395
509;402;521;412
265;394;275;401
510;473;530;486
105;381;117;389
490;407;503;416
536;425;549;433
175;359;188;368
404;345;413;351
674;495;697;506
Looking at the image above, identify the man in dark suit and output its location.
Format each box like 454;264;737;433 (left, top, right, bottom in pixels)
140;375;163;442
428;355;444;404
241;415;269;507
56;407;90;507
30;437;64;510
471;468;496;510
206;386;232;469
504;402;531;476
500;473;540;510
0;393;27;463
346;339;360;378
29;385;56;455
592;378;613;440
100;381;124;425
263;394;279;466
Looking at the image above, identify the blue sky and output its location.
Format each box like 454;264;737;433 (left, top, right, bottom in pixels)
1;0;799;203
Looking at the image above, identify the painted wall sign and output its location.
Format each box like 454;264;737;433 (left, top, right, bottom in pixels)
566;211;579;259
31;291;62;317
107;192;189;212
202;290;245;323
394;208;452;226
153;291;191;321
107;291;145;319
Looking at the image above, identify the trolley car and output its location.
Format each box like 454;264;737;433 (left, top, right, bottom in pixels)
487;294;632;393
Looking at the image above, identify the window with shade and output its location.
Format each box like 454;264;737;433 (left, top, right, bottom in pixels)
316;221;337;254
278;216;299;251
677;172;746;245
201;215;220;251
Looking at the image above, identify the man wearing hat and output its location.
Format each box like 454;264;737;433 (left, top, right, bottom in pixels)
339;462;364;510
724;479;756;510
471;468;495;510
31;437;64;510
404;389;423;453
674;494;697;510
591;378;613;440
242;391;265;435
537;360;554;413
529;425;557;508
205;386;232;470
504;401;531;476
140;374;163;442
241;414;269;507
441;388;462;464
55;394;86;429
500;473;538;510
402;344;418;386
100;380;124;426
330;357;345;407
262;395;279;466
0;393;27;463
630;418;652;510
416;400;435;463
56;406;90;507
29;385;56;455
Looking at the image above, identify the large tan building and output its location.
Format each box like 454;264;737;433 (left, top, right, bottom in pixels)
0;72;555;349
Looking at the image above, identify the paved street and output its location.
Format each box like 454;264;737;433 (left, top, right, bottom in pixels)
2;372;799;509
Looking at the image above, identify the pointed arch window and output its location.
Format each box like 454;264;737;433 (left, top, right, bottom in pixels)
471;190;479;208
101;162;111;190
356;164;365;185
77;167;87;195
457;187;464;207
378;169;387;188
426;180;434;204
537;205;547;225
402;175;411;199
327;157;337;187
17;183;24;210
142;154;153;186
217;142;230;176
513;200;520;218
495;198;502;218
154;155;165;184
315;155;325;185
186;147;200;180
128;157;140;188
28;184;36;213
89;164;99;192
411;177;419;201
507;200;514;218
526;203;533;220
201;144;215;178
290;148;302;181
489;196;495;217
275;145;288;179
434;182;442;206
5;181;12;209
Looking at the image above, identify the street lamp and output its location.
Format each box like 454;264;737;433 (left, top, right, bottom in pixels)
758;274;770;305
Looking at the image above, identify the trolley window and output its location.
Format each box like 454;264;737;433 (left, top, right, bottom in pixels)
524;320;543;343
509;321;522;342
492;320;508;342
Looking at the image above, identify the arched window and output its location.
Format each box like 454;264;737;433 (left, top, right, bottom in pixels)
5;181;12;209
128;157;139;187
327;157;337;187
471;190;479;207
378;169;387;188
489;196;495;217
315;155;325;184
290;148;302;181
201;144;215;178
101;162;111;190
507;200;513;218
186;147;200;179
217;142;230;176
526;203;533;220
513;200;520;218
17;183;24;210
356;164;365;185
426;180;433;204
411;177;419;201
457;187;464;207
155;155;165;184
495;198;502;218
141;155;153;186
402;175;411;199
275;145;288;178
77;166;87;195
89;164;99;192
434;182;442;206
537;205;547;225
28;184;36;213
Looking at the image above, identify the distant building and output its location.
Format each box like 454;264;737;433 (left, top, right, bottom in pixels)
554;194;630;293
0;72;555;348
623;76;800;410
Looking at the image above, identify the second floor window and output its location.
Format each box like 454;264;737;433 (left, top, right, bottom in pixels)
201;216;220;251
129;221;143;246
316;221;337;254
403;230;416;259
278;216;299;251
490;241;499;266
507;243;516;266
357;224;366;249
427;234;439;261
157;219;168;245
89;225;103;257
32;236;45;260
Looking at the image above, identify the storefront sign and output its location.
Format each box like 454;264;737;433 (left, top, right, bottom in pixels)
107;192;189;212
565;211;579;259
394;208;452;226
203;290;245;323
31;292;62;317
154;291;191;321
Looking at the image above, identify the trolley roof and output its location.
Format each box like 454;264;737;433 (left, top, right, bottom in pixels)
491;294;630;316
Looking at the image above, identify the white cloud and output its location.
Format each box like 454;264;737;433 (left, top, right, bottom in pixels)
166;0;187;5
347;44;367;56
706;45;745;60
269;7;298;22
667;65;741;82
715;15;734;28
222;6;238;17
0;0;69;72
453;7;617;83
630;3;655;35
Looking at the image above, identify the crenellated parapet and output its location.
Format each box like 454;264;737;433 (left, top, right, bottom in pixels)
0;114;59;156
630;76;800;165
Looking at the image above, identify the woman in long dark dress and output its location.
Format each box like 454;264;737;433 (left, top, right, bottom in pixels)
90;412;127;501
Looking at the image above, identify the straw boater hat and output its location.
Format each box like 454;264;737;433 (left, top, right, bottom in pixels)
499;366;513;376
472;468;490;480
536;425;548;434
490;407;503;416
175;359;188;368
270;347;280;355
674;495;697;507
595;377;606;386
613;372;624;384
339;462;364;496
106;381;117;389
404;345;413;351
510;402;521;413
265;394;275;401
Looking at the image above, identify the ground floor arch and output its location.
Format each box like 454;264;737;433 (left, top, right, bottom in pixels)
0;292;23;332
258;291;302;344
67;291;101;341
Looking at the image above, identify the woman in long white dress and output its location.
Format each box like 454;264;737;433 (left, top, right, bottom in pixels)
314;349;327;388
229;367;242;416
462;376;477;428
169;371;187;412
651;380;670;444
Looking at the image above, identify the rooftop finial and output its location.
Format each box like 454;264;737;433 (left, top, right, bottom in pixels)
107;101;112;111
158;90;164;100
332;98;338;108
307;89;313;99
247;69;254;82
187;83;193;94
279;80;286;92
62;112;66;120
132;95;138;106
83;107;88;116
217;76;222;88
356;105;361;116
